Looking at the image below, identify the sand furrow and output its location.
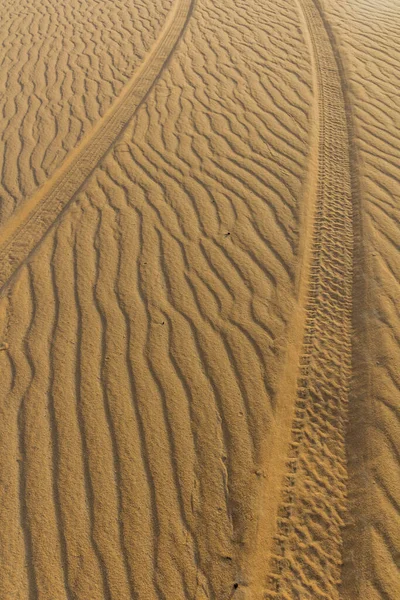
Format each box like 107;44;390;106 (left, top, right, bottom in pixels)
0;298;30;600
74;206;135;600
12;259;72;600
50;223;107;600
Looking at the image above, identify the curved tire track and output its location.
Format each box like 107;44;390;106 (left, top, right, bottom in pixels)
266;0;355;596
0;0;194;295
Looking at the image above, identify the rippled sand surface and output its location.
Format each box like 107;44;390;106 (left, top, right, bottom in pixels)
0;0;398;597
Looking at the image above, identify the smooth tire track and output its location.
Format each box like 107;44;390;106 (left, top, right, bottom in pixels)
0;0;195;296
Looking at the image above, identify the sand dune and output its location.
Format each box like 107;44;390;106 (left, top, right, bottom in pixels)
0;0;399;597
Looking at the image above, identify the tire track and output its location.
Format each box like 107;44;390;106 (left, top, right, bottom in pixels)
319;0;400;597
266;0;354;596
0;0;194;296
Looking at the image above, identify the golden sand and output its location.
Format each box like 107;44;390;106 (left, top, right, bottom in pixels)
0;0;398;597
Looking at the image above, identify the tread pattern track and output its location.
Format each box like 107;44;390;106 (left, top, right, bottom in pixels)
320;0;400;597
266;0;354;597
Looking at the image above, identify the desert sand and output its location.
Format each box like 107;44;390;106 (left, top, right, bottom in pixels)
0;0;398;597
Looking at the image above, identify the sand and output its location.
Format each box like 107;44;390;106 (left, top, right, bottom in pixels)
0;0;398;597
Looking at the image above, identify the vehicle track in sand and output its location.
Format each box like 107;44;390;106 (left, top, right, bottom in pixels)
265;0;355;597
321;0;400;597
0;0;194;296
